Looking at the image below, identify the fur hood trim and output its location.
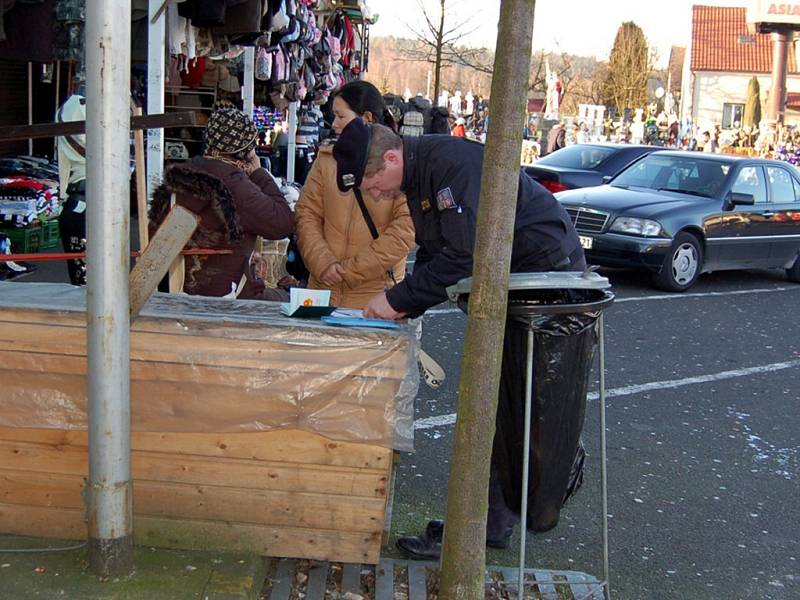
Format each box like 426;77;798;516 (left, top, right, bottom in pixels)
149;164;243;245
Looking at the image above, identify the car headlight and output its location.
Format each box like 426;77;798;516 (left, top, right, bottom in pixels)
609;217;662;236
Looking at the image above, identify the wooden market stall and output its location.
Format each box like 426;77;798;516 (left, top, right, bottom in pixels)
0;282;418;564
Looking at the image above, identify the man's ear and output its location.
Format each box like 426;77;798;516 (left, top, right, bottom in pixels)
383;148;401;165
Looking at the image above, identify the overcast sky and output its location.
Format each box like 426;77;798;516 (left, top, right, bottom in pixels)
367;0;752;66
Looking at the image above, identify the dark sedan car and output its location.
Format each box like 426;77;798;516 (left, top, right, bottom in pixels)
525;143;662;193
556;151;800;291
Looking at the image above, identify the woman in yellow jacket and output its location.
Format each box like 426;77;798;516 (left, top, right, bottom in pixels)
295;81;415;309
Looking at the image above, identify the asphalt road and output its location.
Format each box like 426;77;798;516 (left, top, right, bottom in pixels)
387;266;800;600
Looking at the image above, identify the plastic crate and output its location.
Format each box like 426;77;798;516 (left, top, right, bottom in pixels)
0;226;42;254
40;219;60;250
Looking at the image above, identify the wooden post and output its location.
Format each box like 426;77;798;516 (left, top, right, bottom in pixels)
167;193;185;293
133;107;150;251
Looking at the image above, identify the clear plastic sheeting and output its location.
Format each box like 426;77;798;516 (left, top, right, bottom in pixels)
0;282;419;450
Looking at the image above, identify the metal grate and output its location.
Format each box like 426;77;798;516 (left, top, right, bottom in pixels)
262;557;605;600
565;207;609;234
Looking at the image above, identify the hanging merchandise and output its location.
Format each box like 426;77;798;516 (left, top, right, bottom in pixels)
256;46;272;80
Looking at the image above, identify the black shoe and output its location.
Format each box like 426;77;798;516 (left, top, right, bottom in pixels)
396;519;514;558
486;527;514;550
396;519;443;560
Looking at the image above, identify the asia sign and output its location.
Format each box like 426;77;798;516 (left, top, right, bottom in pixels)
748;1;800;26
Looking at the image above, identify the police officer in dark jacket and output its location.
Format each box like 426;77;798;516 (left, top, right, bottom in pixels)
333;118;586;558
333;118;586;320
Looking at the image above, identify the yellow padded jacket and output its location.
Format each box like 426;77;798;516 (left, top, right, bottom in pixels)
295;144;415;309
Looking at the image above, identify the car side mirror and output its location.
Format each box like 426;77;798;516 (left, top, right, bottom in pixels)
602;175;613;184
729;191;755;206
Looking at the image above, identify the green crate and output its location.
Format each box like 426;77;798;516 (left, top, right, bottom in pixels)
0;225;42;254
40;219;60;250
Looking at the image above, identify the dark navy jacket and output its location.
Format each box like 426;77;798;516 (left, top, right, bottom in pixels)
385;135;584;315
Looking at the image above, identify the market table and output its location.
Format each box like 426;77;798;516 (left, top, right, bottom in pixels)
0;282;418;564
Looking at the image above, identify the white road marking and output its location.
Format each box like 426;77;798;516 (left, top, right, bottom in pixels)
614;286;799;303
414;358;800;430
422;285;800;316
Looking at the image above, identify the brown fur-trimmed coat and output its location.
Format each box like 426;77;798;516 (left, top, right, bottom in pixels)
149;156;294;300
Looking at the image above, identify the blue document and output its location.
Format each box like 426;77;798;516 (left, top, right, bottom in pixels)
321;316;401;330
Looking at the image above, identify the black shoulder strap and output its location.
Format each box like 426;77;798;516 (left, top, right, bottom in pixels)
353;188;379;240
353;188;397;284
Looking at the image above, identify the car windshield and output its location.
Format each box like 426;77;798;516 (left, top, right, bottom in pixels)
612;154;733;198
537;145;617;169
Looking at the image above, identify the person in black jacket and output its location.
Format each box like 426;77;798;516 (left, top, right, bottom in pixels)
333;118;585;321
332;119;586;558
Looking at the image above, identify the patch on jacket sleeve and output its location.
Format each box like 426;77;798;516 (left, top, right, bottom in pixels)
436;187;457;210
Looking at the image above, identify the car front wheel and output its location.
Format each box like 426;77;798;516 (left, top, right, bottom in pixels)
787;253;800;283
653;232;703;292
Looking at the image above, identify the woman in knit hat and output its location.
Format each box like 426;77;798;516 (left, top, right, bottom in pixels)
149;107;295;300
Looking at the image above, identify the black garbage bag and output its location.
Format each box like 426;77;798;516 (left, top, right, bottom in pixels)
493;288;602;533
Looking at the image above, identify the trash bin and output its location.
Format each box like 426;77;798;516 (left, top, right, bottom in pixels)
448;272;614;532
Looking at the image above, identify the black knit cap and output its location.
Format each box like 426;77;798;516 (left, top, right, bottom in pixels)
333;118;371;193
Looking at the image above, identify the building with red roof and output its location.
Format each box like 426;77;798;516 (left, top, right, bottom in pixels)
680;4;800;128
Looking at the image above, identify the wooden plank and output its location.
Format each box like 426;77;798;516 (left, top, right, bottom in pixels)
270;559;296;600
133;106;149;251
0;112;197;142
341;563;361;595
0;470;385;533
382;453;398;545
0;503;382;563
0;355;401;405
375;560;394;600
407;564;428;600
305;562;329;600
0;311;411;377
167;192;185;294
129;205;198;319
0;428;392;469
0;324;410;380
0;373;396;446
0;440;387;498
0;353;403;404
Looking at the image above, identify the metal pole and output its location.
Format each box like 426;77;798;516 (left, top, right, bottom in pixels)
147;0;166;200
518;326;535;599
287;101;298;183
599;313;611;599
767;29;790;124
54;61;61;157
27;62;33;155
85;0;133;577
243;47;255;118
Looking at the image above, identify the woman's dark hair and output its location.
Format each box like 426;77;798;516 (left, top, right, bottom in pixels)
336;80;398;132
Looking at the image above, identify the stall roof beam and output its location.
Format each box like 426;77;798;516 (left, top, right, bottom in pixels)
0;112;197;143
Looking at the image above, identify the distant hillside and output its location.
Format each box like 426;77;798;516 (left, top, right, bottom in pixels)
365;36;494;100
365;35;607;114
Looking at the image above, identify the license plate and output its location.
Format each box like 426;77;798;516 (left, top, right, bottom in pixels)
579;235;593;250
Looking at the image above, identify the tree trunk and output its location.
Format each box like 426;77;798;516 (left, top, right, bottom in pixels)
438;2;536;600
433;0;445;107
